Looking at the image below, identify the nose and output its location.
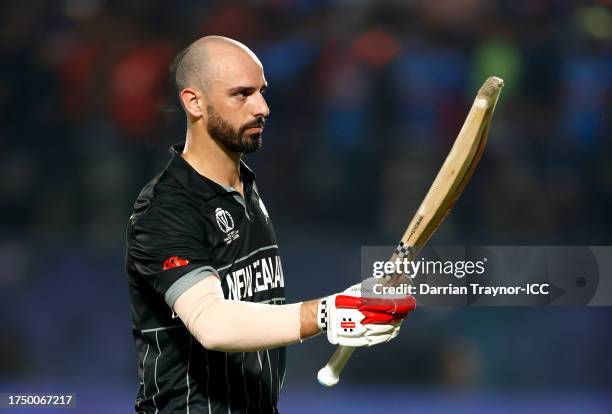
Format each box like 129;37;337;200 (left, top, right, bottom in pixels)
252;92;270;119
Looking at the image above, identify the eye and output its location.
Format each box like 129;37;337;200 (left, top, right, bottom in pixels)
260;87;267;95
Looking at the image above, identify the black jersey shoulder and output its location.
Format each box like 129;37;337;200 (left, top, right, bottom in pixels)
129;143;257;233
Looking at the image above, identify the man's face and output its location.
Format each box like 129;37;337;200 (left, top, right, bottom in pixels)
203;47;270;154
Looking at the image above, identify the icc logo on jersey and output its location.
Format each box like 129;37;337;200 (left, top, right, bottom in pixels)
215;207;239;245
215;208;234;233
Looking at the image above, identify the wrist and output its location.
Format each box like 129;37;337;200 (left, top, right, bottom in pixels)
299;300;322;340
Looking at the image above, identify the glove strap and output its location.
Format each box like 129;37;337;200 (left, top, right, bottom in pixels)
317;298;329;331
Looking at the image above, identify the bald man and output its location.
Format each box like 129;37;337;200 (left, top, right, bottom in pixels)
125;36;415;413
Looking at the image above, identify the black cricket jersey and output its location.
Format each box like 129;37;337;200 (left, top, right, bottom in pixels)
125;144;286;414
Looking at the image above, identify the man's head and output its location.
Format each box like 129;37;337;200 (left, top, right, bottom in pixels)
172;36;269;154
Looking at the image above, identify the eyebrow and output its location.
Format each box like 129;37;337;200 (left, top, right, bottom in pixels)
228;83;268;94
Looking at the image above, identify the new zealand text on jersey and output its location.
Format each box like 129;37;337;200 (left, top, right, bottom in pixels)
226;255;285;300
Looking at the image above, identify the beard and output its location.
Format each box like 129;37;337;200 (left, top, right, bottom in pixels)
206;105;264;154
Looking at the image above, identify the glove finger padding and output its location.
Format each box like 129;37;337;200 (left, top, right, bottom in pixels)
389;324;401;340
338;333;394;347
363;322;398;335
336;295;416;322
322;292;416;347
363;329;400;346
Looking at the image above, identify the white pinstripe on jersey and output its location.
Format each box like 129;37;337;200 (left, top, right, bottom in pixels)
256;351;263;414
205;350;211;414
153;331;162;414
241;352;249;413
266;350;274;409
225;353;231;414
185;333;192;413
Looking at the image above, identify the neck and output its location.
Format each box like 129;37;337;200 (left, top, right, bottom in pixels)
181;123;242;190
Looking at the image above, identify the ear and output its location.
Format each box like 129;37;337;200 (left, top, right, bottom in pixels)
180;87;205;118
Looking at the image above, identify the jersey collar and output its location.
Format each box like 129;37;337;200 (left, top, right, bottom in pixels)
166;143;256;198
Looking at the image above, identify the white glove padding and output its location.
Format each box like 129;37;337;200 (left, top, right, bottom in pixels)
317;284;416;347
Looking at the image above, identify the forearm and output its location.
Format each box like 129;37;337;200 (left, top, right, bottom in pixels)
173;275;322;352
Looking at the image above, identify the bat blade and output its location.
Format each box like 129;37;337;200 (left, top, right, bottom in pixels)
397;76;503;259
317;76;504;387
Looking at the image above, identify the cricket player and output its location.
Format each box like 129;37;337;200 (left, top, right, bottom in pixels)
125;36;415;413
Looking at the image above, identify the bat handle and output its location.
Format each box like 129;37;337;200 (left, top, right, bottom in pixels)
317;345;356;387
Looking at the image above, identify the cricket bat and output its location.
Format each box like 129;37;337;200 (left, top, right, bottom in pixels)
317;76;505;387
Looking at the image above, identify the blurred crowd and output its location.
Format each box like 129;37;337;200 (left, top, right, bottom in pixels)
1;0;611;246
1;0;611;397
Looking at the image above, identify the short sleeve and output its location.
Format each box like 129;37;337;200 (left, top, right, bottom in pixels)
127;202;218;307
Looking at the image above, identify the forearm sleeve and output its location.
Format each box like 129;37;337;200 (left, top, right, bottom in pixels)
173;272;303;352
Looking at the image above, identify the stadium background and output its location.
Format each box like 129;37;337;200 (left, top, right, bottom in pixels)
1;0;611;412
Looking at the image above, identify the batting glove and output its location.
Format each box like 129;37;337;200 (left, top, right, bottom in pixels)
317;284;416;347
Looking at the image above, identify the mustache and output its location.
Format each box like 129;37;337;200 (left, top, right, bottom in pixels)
241;118;266;131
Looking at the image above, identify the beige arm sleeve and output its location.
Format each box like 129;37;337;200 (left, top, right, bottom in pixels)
172;273;303;352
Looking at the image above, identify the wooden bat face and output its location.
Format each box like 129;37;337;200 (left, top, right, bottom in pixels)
395;76;504;261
